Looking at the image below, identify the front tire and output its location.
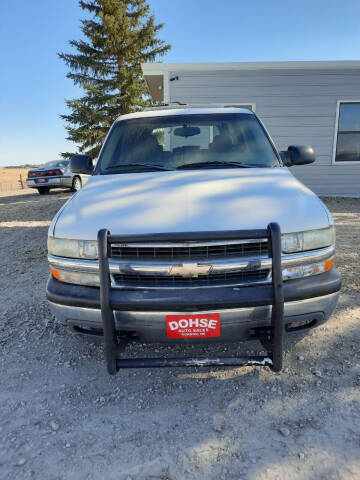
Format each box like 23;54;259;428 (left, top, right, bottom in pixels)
37;187;50;195
71;176;82;192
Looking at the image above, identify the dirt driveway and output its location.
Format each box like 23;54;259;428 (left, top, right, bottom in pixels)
0;190;359;480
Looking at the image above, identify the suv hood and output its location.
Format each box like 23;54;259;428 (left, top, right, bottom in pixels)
51;168;330;239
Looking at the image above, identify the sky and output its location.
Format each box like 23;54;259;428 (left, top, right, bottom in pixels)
1;0;360;166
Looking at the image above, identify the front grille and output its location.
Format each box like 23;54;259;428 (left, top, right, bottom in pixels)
113;269;270;288
111;240;268;260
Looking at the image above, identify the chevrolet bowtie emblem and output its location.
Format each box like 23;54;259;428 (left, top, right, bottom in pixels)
170;263;212;278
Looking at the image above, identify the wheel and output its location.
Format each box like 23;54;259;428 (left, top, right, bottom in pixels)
71;176;82;192
37;187;50;195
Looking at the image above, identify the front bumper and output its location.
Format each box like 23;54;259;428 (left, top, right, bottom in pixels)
47;269;341;342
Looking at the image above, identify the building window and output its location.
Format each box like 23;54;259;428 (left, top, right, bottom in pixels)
334;102;360;162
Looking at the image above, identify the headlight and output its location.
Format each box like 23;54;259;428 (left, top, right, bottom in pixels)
282;226;335;254
282;258;334;280
48;237;98;259
50;267;99;286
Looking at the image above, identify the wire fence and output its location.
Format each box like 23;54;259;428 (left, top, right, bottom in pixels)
0;175;30;192
0;183;26;192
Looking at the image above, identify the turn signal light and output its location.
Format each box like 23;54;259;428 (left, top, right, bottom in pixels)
282;257;334;281
324;258;334;272
49;266;100;286
50;266;60;280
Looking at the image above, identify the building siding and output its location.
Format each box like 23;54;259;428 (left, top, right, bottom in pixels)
168;68;360;196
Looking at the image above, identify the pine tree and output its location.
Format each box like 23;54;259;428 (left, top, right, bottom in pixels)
59;0;170;158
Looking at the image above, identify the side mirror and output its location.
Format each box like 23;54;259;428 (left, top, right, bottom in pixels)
70;154;93;174
280;145;315;167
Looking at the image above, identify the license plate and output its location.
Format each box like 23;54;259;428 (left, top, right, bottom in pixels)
166;313;220;339
36;178;47;183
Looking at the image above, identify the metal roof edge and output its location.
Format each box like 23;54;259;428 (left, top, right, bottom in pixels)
142;60;360;74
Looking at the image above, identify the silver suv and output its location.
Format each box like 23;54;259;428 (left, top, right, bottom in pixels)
46;106;341;374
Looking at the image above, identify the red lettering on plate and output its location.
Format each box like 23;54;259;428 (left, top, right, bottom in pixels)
166;314;221;339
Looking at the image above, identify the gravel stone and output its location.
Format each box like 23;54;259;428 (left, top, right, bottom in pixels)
213;413;226;432
50;421;60;431
279;427;291;437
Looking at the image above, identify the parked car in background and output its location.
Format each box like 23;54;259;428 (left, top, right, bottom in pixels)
26;160;85;194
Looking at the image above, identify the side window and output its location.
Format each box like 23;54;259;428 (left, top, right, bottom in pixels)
334;102;360;162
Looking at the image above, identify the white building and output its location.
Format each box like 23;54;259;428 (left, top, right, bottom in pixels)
142;61;360;196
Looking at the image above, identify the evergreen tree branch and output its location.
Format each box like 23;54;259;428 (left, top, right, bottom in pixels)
59;0;170;157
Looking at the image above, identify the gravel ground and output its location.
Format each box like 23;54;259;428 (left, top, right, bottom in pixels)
0;190;359;480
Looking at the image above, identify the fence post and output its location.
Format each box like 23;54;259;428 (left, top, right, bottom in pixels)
19;174;24;189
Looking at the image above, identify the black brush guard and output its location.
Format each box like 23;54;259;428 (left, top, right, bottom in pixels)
97;223;284;375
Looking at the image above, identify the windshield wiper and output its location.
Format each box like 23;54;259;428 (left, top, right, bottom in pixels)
176;161;257;169
105;163;173;171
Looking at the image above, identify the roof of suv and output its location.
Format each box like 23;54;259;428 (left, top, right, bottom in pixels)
116;105;254;121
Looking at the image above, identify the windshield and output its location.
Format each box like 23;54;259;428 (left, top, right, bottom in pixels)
43;160;69;168
96;113;280;173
